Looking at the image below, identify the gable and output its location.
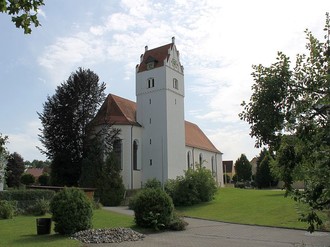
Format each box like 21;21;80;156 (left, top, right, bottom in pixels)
185;121;221;153
91;94;221;153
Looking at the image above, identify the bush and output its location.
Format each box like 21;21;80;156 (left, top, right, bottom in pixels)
165;165;218;206
0;200;15;219
144;178;162;189
20;173;35;185
50;187;93;235
168;213;188;231
132;188;174;230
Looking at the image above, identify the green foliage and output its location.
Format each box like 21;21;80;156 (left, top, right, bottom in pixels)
39;68;106;186
132;188;174;230
5;152;25;188
95;152;125;206
144;178;162;189
50;187;93;235
0;0;44;34
37;173;50;186
240;13;330;232
20;173;35;185
0;200;15;219
234;154;252;182
0;189;54;214
165;165;218;206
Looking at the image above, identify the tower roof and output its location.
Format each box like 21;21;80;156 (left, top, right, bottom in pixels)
91;94;221;153
136;43;173;73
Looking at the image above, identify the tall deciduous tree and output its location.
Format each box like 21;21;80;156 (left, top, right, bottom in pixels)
5;152;25;188
38;68;106;186
240;13;330;232
0;0;44;34
234;154;252;182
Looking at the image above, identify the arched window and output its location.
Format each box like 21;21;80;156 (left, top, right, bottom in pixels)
187;151;191;169
199;153;203;166
113;140;122;169
133;140;138;170
211;156;215;177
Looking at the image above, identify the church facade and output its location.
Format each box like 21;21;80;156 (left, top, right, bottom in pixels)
91;38;223;189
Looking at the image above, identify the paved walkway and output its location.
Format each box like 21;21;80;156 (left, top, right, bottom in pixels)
91;207;330;247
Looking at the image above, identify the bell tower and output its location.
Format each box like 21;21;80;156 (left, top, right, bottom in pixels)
135;37;186;185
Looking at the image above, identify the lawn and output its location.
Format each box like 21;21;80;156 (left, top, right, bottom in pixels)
0;209;135;247
177;188;327;230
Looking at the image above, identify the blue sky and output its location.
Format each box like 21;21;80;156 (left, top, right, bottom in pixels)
0;0;328;162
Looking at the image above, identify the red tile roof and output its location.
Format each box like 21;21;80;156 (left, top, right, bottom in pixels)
26;168;44;178
91;94;221;153
136;43;173;73
185;121;220;153
90;94;139;126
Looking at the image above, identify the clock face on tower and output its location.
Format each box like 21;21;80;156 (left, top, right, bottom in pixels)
171;58;179;70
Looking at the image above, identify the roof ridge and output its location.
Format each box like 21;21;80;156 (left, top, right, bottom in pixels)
109;94;131;124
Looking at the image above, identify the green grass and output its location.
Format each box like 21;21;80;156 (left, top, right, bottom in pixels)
177;188;320;230
0;209;135;247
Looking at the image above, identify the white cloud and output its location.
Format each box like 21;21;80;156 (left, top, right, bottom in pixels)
6;121;46;161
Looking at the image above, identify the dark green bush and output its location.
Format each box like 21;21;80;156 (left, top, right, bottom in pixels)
20;173;35;185
38;173;50;186
0;200;15;219
132;188;174;230
50;187;93;235
165;166;218;206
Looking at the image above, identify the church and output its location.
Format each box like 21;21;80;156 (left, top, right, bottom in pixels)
91;37;224;189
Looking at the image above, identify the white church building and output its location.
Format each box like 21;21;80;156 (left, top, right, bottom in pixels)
91;38;223;189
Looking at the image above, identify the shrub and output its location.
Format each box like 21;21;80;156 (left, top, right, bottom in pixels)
20;173;35;185
165;165;218;206
50;187;93;235
0;200;15;219
132;188;174;230
26;198;49;216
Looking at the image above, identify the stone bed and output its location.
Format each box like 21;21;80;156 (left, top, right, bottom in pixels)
71;228;145;244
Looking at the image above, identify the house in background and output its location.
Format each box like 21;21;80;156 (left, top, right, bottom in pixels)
25;168;46;180
250;157;258;176
91;37;223;189
222;160;234;183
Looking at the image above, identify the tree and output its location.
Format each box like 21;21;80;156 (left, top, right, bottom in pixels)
240;13;330;232
38;68;106;186
255;149;277;188
0;0;44;34
20;173;35;185
234;154;252;182
5;152;25;188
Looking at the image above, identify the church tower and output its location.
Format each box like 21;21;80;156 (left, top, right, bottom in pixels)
136;37;186;185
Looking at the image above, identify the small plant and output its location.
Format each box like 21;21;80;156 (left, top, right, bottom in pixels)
26;198;49;216
168;213;188;231
50;187;93;235
0;200;15;219
132;188;174;230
